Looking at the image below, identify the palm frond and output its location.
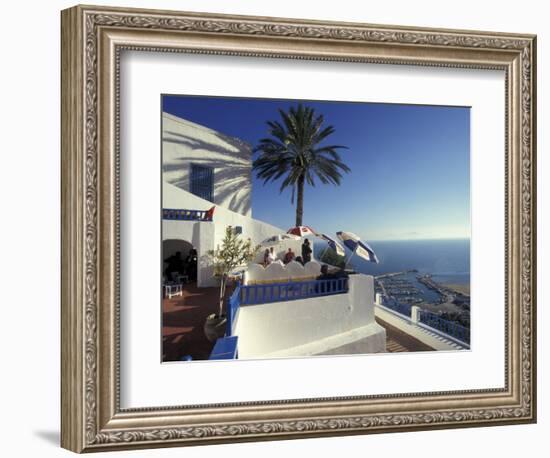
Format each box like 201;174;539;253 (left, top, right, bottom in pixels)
253;103;351;212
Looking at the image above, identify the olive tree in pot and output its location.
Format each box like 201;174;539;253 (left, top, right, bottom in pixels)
204;226;259;342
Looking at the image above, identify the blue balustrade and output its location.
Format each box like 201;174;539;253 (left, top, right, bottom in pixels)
240;277;349;306
162;208;213;222
419;310;470;344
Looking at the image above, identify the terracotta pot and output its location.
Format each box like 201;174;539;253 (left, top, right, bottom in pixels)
203;313;227;342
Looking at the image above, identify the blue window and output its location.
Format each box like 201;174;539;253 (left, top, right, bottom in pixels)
190;164;214;202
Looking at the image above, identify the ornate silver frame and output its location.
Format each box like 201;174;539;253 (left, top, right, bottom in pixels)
61;4;537;453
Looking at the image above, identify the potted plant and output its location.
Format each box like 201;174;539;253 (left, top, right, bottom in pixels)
204;226;259;342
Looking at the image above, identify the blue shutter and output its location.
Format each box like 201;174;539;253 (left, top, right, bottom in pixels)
190;164;214;202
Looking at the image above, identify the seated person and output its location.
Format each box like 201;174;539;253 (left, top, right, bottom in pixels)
267;247;277;264
164;251;185;281
283;248;295;264
318;264;330;278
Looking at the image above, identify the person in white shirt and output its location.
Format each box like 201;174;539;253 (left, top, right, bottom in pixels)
267;247;277;264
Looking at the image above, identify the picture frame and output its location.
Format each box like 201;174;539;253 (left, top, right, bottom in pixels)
61;4;537;453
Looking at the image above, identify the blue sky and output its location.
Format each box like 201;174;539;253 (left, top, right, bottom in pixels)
163;95;470;241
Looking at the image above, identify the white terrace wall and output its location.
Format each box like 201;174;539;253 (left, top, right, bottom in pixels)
162;112;252;216
163;182;283;287
234;274;386;358
244;260;322;285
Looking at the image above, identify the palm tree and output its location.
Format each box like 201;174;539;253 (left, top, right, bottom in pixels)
253;104;350;226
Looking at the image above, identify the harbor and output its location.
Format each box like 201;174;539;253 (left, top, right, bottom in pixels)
374;270;470;329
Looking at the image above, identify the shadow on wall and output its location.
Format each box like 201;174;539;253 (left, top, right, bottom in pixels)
198;250;218;288
193;220;216;287
163;125;252;216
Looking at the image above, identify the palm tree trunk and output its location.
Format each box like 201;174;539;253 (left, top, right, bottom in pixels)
295;175;305;226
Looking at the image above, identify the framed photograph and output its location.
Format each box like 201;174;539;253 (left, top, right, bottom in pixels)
61;4;537;453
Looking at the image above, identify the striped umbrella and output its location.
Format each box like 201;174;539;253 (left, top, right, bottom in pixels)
318;233;346;257
287;226;316;237
336;231;379;264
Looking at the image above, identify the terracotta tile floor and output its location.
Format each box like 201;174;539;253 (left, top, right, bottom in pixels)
162;282;233;361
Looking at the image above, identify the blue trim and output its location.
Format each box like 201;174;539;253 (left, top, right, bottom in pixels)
226;283;241;336
240;278;349;306
209;336;238;360
162;208;213;222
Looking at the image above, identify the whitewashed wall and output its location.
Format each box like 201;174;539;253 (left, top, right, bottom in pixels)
163;182;284;286
234;274;386;357
162;112;253;216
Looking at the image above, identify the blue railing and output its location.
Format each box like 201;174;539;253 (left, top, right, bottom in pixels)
382;300;412;318
419;310;470;344
226;282;241;336
240;277;349;306
162;208;213;221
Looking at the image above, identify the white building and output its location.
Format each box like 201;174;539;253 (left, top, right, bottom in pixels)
162;112;283;287
162;112;467;359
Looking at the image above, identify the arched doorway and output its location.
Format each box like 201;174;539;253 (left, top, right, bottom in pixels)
162;239;195;282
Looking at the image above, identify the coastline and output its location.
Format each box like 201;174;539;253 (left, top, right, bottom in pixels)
440;283;470;296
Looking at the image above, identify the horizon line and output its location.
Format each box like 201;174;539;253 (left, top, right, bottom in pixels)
367;237;471;242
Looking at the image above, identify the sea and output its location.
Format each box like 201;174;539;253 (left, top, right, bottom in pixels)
316;238;470;286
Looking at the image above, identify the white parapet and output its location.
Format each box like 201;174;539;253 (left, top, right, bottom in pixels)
411;305;422;324
234;274;386;358
244;260;322;285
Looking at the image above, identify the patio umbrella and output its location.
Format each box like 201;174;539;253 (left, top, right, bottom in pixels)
336;231;379;265
318;233;346;257
287;226;316;237
260;233;301;245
